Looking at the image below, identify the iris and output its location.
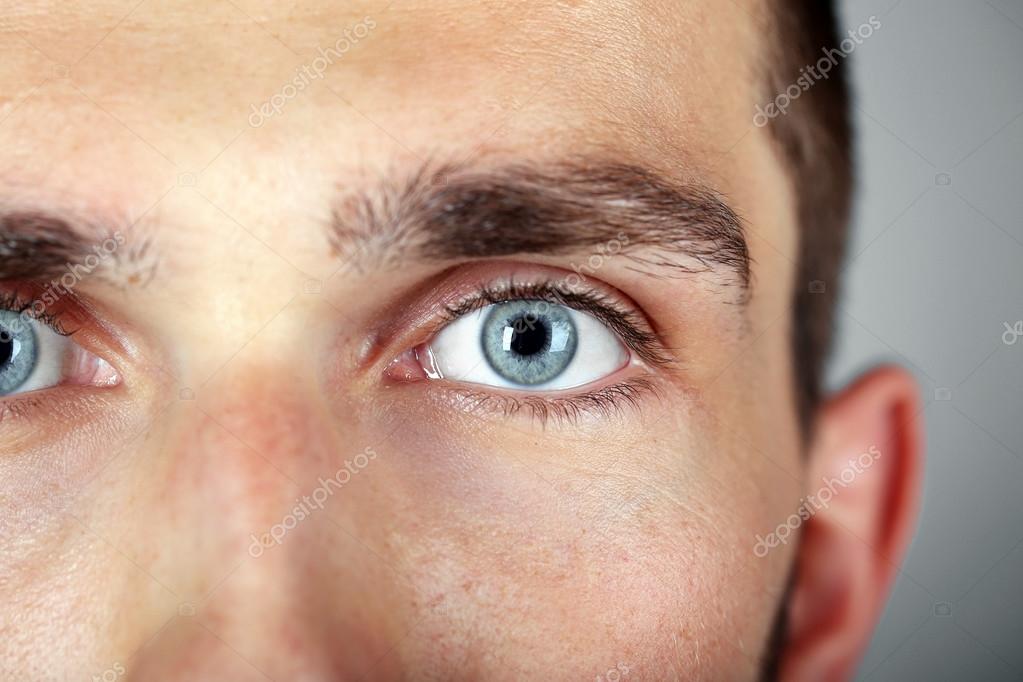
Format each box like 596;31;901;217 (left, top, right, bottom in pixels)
480;300;577;386
0;311;37;395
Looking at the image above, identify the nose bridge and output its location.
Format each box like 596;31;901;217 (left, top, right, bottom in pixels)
206;360;331;463
133;357;395;678
185;357;344;535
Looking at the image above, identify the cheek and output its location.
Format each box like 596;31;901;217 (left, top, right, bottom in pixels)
382;432;774;679
0;390;143;554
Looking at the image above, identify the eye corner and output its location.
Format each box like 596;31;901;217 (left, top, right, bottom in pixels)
0;301;124;400
383;345;432;384
374;266;674;421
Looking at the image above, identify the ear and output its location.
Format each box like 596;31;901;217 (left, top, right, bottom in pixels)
779;366;924;682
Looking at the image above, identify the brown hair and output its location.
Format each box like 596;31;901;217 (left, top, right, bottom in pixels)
758;3;853;677
763;1;854;432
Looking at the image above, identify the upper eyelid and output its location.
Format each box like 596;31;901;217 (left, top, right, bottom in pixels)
0;290;78;337
0;282;140;371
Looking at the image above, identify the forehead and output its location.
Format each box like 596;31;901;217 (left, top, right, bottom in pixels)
0;1;763;182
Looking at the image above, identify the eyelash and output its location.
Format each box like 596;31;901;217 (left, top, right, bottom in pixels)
2;277;668;425
446;376;662;425
0;290;77;337
417;277;672;425
0;290;79;422
440;278;672;368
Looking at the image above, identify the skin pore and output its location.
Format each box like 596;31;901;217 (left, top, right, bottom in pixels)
0;1;921;680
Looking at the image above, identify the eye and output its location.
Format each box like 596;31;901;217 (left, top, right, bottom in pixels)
0;310;117;397
426;299;629;390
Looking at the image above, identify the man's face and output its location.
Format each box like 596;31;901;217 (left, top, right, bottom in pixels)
1;1;811;679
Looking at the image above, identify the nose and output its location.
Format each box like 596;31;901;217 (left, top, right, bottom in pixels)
125;354;406;680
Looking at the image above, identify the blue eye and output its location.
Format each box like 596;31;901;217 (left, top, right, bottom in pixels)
0;311;40;395
427;299;629;391
481;301;578;385
0;308;118;397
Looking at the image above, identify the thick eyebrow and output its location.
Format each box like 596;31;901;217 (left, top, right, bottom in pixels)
0;211;142;285
0;212;101;281
329;159;751;297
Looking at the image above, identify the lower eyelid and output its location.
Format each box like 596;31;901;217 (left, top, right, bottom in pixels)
0;385;113;431
435;375;661;426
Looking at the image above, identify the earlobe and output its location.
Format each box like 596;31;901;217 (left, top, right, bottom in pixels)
779;366;924;682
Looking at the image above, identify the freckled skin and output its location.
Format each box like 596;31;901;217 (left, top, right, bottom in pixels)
0;1;813;680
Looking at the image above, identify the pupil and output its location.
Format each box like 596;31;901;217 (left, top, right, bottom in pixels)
509;316;549;357
0;329;12;367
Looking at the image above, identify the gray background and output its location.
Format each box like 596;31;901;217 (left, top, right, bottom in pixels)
830;1;1023;679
